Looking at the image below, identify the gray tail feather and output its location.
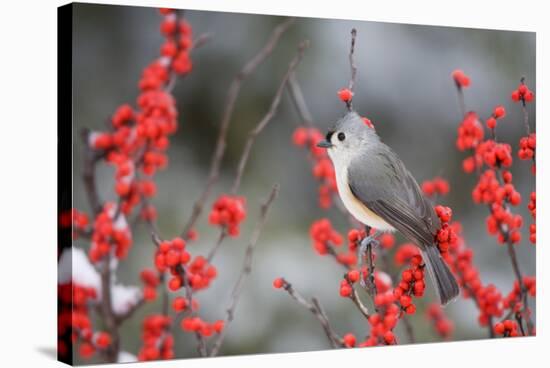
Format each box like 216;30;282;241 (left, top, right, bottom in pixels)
421;245;460;306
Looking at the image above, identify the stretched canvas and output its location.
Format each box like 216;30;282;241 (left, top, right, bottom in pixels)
58;2;536;365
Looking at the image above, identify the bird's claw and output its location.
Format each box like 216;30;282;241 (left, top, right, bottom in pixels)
359;235;379;252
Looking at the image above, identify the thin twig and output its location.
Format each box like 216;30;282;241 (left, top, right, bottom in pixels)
287;73;313;127
454;84;466;119
209;185;280;356
80;129;103;215
348;28;357;93
98;254;119;362
349;286;370;320
519;77;531;135
346;28;357;111
180;18;295;239
206;230;227;263
281;280;343;348
230;40;309;194
401;316;416;343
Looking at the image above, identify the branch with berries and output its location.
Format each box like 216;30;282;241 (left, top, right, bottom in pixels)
452;70;536;336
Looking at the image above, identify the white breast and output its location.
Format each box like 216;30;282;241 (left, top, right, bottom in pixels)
333;158;395;231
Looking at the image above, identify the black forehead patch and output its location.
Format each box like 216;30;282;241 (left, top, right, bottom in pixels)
326;131;334;142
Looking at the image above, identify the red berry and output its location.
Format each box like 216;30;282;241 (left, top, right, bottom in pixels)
493;105;506;119
172;296;188;312
273;278;285;289
486;117;497;129
337;88;353;102
405;304;416;314
383;331;395;344
168;276;182;291
95;332;112;348
347;270;360;283
343;333;356;347
339;284;352;297
494;322;505;335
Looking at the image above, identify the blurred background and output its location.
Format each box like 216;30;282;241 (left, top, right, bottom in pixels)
71;2;536;362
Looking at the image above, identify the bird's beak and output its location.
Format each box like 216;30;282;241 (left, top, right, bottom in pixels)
317;139;333;148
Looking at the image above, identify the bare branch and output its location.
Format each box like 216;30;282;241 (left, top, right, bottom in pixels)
210;185;280;356
180;18;295;239
279;279;343;349
231;40;309;194
206;230;227;263
192;32;212;51
287;73;313;127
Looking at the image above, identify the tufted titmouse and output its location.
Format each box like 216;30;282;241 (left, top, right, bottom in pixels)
317;111;459;305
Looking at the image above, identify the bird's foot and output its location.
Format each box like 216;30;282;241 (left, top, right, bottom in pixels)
358;233;379;292
359;235;380;251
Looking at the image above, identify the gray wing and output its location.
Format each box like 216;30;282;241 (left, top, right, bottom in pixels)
348;146;440;247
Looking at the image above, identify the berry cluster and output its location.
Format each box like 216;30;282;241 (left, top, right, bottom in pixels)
158;8;194;75
292;126;337;208
88;203;132;263
435;205;458;253
140;268;161;301
518;133;536;161
310;218;344;255
85;8;191;224
476;284;504;326
180;316;224;337
476;140;513;168
487;200;523;246
393;254;425;314
138;314;174;361
208;195;247;237
493;320;520;337
456;112;484;152
503;276;536;312
528;192;536;244
421;177;450;197
364;296;399;346
452;69;471;88
426;303;454;339
152;237;217;292
511;82;534;103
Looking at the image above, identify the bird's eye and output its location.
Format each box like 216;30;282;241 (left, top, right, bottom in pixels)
337;132;346;141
